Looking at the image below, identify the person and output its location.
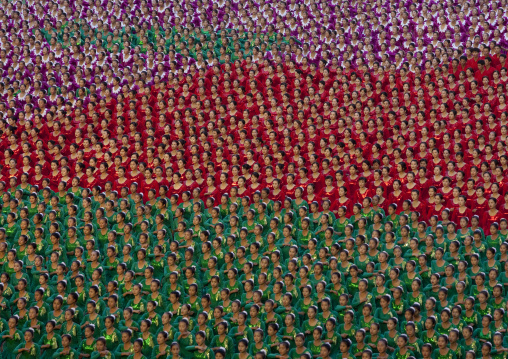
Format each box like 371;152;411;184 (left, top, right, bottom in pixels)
52;334;79;359
13;329;40;359
127;338;146;359
185;330;215;359
0;316;23;359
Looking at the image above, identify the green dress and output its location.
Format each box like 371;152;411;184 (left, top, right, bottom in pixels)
125;298;146;322
0;329;23;359
459;338;480;355
79;339;96;357
53;348;80;359
114;343;134;358
210;335;234;358
185;346;215;359
374;307;398;332
101;328;121;351
231;354;252;359
13;343;41;359
229;325;254;347
140;334;156;357
432;349;457;359
306;340;323;357
151;345;170;359
288;348;312;359
393;348;415;359
38;333;62;359
173;332;195;357
59;323;81;347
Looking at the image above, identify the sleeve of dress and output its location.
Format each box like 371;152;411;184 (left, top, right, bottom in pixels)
423;283;436;293
351;293;362;308
373;308;384;322
13;343;25;354
30;344;41;357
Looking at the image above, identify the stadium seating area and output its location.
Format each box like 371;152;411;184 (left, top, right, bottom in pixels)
1;0;508;358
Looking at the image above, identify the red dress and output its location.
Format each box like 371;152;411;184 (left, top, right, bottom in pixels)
141;179;160;200
403;184;421;200
382;177;394;194
472;198;489;217
155;178;170;188
114;178;132;192
417;178;431;200
334;197;353;217
84;176;98;189
500;204;508;220
354;188;372;204
431;176;444;188
201;186;220;204
128;171;143;186
320;186;338;201
427;204;446;221
30;175;45;189
182;181;198;193
170;184;188;203
237;188;251;199
387;191;405;213
439;188;454;203
263;179;275;191
283;185;297;199
452;207;473;223
305;193;322;205
377;199;389;214
48;171;61;191
97;173;112;190
249;183;263;196
411;201;428;221
309;173;325;193
270;189;285;203
465;191;478;206
482;210;504;235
